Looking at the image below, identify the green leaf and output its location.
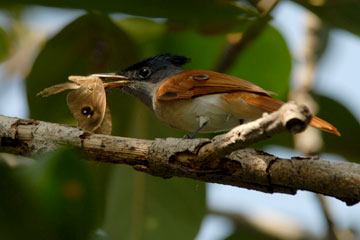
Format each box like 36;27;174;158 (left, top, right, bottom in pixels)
103;166;206;240
0;160;44;240
26;13;138;130
159;29;226;70
227;25;292;100
0;27;9;62
3;0;256;34
293;0;360;36
314;94;360;163
116;17;166;58
23;148;99;240
253;131;294;150
0;148;98;240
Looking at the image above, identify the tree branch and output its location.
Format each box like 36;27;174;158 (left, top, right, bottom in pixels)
0;102;359;206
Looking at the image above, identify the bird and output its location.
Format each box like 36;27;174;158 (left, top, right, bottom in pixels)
93;54;340;137
38;54;339;137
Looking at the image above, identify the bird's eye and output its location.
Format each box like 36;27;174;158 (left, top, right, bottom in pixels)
138;67;151;79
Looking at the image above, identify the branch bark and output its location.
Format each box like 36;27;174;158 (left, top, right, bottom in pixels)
0;102;359;206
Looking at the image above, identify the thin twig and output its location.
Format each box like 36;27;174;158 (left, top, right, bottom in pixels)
209;209;316;240
316;194;338;240
215;0;280;73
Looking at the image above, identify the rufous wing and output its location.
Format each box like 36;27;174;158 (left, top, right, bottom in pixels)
156;70;273;101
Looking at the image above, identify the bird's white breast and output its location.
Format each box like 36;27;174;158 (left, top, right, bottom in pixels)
154;94;262;133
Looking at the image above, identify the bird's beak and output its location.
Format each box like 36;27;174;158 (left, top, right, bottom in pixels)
90;73;130;89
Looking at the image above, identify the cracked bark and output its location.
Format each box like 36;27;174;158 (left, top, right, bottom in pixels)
0;102;359;206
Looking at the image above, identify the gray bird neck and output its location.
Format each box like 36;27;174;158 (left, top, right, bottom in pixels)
122;81;159;111
122;68;183;112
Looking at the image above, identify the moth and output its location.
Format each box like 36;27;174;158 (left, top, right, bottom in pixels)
37;75;127;135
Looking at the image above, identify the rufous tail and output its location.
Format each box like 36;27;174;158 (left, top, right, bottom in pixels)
309;116;340;136
233;93;341;136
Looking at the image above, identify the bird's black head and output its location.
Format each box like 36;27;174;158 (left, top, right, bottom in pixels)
117;54;191;83
112;54;190;111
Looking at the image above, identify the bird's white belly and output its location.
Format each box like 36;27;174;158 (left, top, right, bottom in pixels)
154;94;250;133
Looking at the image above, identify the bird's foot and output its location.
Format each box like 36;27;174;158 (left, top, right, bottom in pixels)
183;134;194;139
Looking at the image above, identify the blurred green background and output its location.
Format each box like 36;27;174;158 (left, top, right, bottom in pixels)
0;0;360;239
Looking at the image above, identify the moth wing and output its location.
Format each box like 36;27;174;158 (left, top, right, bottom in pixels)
37;83;80;97
94;103;112;135
67;78;107;132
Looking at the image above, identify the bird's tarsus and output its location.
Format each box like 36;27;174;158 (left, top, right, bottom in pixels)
184;117;209;139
